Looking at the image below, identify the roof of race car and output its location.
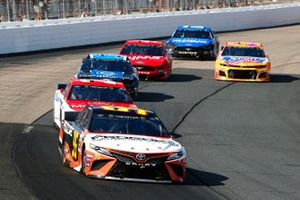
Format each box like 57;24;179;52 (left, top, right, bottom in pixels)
89;105;152;116
124;40;163;47
176;25;212;32
69;79;125;88
225;42;263;48
87;54;127;61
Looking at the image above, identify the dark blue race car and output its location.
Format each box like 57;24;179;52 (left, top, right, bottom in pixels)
75;54;139;97
166;25;219;59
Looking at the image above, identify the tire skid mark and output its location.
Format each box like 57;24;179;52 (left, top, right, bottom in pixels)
171;82;235;133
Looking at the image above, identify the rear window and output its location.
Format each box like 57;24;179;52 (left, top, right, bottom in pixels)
81;59;134;74
68;85;132;103
121;45;164;56
173;30;211;39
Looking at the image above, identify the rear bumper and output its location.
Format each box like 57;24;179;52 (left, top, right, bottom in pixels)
134;66;169;80
171;45;213;57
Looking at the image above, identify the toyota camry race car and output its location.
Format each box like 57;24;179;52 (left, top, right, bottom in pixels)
53;79;136;128
75;54;139;97
59;106;186;183
166;25;219;59
214;42;271;81
120;40;172;80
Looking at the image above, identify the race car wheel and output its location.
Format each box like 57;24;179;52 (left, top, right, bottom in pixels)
81;147;86;175
62;141;69;167
210;44;219;60
131;92;138;101
210;46;217;60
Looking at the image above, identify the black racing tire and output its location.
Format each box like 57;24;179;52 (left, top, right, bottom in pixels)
172;52;179;58
62;141;69;167
81;146;86;175
131;92;138;101
53;122;59;129
210;43;219;60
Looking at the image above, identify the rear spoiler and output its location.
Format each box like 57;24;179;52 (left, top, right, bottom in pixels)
64;111;79;122
57;83;67;90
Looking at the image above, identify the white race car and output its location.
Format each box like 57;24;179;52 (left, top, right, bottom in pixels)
53;79;136;128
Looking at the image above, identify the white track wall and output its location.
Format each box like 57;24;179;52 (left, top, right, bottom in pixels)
1;3;300;54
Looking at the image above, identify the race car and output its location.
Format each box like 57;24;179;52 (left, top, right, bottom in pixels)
166;25;219;59
214;42;271;81
75;54;139;97
120;40;172;80
58;106;186;183
53;79;136;128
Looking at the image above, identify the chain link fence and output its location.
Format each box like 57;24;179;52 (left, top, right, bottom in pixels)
0;0;299;22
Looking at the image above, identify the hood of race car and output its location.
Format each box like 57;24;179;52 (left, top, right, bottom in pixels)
86;133;182;153
220;56;269;66
127;55;165;67
167;38;212;48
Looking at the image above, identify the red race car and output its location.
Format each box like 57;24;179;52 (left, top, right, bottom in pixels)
120;40;172;80
54;79;136;128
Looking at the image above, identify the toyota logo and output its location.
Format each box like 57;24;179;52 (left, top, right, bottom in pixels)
136;153;146;161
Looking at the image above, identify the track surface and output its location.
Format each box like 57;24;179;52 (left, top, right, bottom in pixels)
0;25;300;200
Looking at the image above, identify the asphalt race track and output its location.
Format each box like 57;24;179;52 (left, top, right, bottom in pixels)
13;68;300;200
1;25;300;200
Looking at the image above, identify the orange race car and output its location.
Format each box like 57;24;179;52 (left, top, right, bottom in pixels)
214;42;271;81
59;106;186;183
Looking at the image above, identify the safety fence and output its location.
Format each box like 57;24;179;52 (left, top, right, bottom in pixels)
0;0;299;22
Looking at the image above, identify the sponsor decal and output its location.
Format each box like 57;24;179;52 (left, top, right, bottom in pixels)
91;70;124;79
131;56;162;60
222;56;266;65
70;104;86;109
54;94;61;102
171;38;210;44
91;135;179;147
125;162;156;168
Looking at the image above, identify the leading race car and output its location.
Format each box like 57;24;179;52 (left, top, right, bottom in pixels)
120;40;172;80
59;106;186;183
166;25;219;59
75;54;139;97
53;79;136;128
214;42;271;81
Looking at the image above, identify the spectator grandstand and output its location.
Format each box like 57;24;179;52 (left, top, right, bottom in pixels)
0;0;298;22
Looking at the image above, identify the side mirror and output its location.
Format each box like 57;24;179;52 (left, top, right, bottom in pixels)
57;83;67;90
170;132;182;139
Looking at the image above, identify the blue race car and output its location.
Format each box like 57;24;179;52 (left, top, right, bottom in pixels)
75;54;139;97
166;25;219;59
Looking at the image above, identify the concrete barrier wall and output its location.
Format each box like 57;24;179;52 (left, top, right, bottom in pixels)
1;3;300;55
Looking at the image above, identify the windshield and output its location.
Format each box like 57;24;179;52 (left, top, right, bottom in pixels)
121;45;164;56
89;112;169;137
81;59;134;74
221;47;266;57
173;30;211;39
68;86;132;103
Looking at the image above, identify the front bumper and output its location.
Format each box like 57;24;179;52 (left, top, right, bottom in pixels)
83;150;186;183
215;66;270;82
